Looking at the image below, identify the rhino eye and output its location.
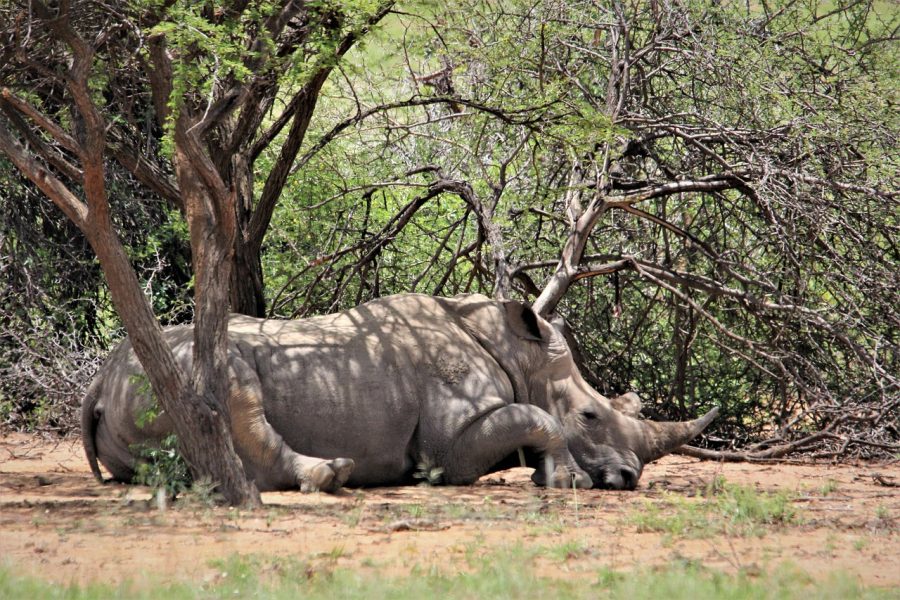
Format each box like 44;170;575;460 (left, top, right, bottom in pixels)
582;410;599;421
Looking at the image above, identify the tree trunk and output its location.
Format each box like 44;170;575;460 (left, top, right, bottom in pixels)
230;248;267;317
88;189;261;508
226;72;331;318
228;154;267;317
532;209;599;317
79;201;260;507
531;166;606;317
172;126;263;507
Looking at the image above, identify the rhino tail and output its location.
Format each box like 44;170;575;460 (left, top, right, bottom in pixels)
81;377;105;482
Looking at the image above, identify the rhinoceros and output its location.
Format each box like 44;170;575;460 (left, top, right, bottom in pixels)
82;293;717;492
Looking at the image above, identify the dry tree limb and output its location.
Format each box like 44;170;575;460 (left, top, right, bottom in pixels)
675;419;846;462
871;475;898;488
675;432;837;462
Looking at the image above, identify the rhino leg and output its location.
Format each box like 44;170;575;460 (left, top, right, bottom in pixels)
443;403;592;489
228;358;354;493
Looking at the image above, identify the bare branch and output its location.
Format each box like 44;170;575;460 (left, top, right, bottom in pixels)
0;117;88;228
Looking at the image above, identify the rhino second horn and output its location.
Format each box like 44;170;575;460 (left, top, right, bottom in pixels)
641;407;720;462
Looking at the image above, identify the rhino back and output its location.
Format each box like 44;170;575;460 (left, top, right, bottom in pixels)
228;295;515;485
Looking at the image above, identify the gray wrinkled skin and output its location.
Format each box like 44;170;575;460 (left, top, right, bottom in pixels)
82;294;715;492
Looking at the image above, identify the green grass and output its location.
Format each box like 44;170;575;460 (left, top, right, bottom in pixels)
543;539;593;562
1;551;895;600
819;479;839;496
629;477;798;538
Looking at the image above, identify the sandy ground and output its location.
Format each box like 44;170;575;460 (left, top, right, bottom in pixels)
0;432;897;588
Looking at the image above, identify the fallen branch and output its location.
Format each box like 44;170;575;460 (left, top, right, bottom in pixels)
675;428;839;462
871;474;898;488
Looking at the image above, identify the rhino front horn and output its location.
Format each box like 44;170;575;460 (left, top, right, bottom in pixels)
642;407;720;462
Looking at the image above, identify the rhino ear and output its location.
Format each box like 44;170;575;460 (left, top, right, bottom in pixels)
503;301;544;342
609;392;643;418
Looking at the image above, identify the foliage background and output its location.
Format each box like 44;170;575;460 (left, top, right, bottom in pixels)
1;0;896;459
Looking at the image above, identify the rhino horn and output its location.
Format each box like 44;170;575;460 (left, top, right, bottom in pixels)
640;407;719;462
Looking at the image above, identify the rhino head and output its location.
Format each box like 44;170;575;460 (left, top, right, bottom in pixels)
560;391;718;490
455;296;718;490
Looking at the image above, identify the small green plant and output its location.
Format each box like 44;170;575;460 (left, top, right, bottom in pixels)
594;567;626;587
207;554;261;594
823;532;838;554
544;539;591;562
820;479;839;496
178;476;221;508
325;545;346;561
630;499;712;543
853;537;870;552
870;504;895;531
413;454;444;485
342;502;367;527
704;474;728;496
462;535;487;568
130;373;161;428
715;482;797;533
131;434;192;500
0;398;13;424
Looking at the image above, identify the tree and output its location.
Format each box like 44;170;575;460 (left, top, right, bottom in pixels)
0;0;391;504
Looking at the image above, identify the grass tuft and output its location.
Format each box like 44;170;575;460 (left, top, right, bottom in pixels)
629;477;798;538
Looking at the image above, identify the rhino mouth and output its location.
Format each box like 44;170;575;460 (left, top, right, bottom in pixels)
592;464;641;490
574;446;644;491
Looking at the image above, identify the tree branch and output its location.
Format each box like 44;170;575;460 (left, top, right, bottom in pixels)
0;117;88;228
0;89;81;157
0;100;83;184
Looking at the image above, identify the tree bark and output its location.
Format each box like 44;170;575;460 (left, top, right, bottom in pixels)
230;242;268;317
170;98;262;507
93;226;260;508
532;167;606;316
227;72;331;317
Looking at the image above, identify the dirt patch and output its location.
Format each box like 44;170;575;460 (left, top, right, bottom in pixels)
1;433;897;587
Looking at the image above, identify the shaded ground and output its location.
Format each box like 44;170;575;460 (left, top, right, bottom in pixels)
0;433;897;588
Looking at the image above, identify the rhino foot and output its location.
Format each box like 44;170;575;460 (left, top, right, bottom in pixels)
299;458;355;493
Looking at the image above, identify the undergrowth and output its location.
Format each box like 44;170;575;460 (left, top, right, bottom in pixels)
131;434;192;500
629;476;798;537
